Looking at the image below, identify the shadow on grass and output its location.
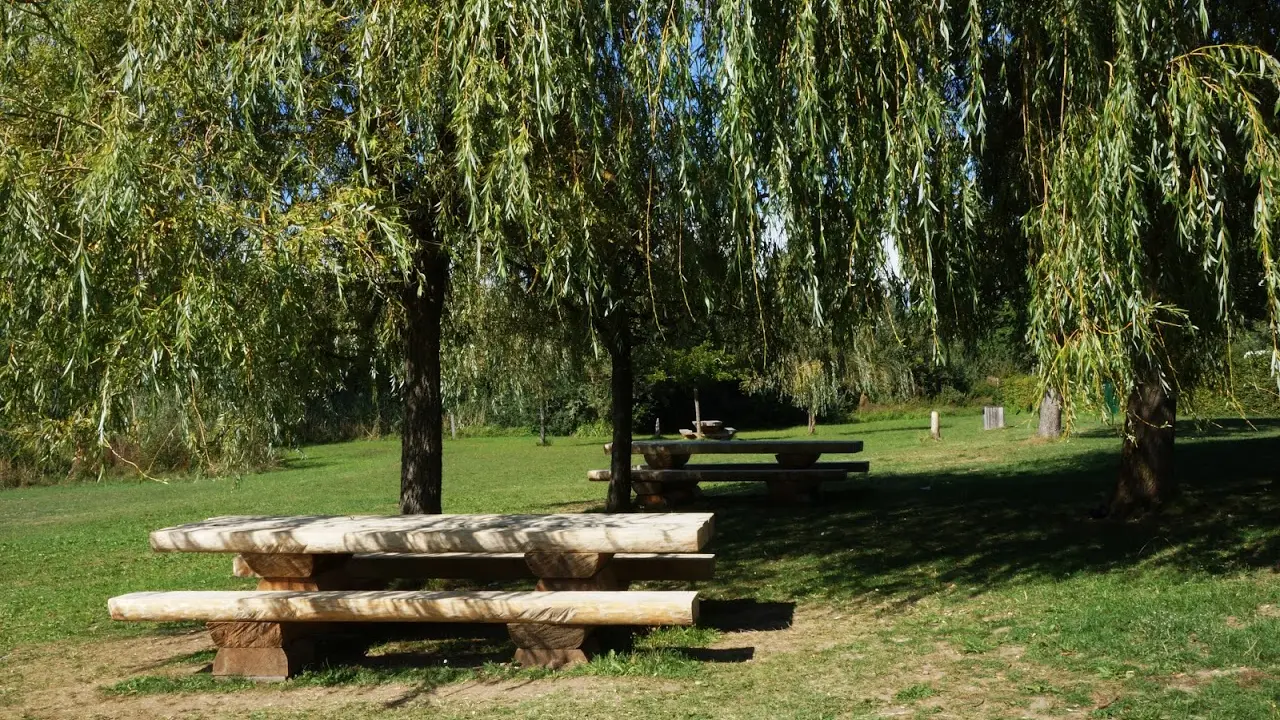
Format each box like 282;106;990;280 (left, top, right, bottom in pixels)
687;426;1280;604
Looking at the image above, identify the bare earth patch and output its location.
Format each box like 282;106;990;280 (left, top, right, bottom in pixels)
6;600;1130;719
3;630;672;719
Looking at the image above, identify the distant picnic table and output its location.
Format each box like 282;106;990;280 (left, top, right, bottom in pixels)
594;439;869;508
110;513;715;678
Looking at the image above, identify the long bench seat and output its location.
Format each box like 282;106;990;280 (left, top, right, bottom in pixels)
109;589;699;626
589;461;870;508
587;462;870;483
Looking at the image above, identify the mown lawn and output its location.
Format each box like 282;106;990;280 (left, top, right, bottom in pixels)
2;411;1278;718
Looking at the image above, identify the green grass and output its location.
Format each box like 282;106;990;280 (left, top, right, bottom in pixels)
893;682;937;702
3;412;1280;718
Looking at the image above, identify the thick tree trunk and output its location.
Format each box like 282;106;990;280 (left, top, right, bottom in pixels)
1037;388;1062;438
606;312;633;513
400;226;448;515
1110;375;1176;518
807;410;816;435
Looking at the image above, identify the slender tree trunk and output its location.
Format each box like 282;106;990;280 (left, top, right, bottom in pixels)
807;410;816;435
449;412;457;441
400;222;448;515
1037;388;1062;438
538;399;547;446
1110;374;1176;518
606;311;633;513
693;388;702;437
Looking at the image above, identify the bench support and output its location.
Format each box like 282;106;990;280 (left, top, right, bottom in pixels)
212;553;352;679
209;622;316;680
633;480;702;510
510;552;624;668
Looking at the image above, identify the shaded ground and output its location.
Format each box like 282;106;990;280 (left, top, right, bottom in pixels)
2;414;1279;718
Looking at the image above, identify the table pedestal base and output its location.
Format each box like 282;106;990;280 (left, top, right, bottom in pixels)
510;553;628;668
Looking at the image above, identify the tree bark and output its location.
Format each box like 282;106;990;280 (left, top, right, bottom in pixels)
693;388;702;437
400;221;448;515
807;410;816;435
1110;374;1176;518
1037;388;1062;438
606;312;633;513
538;399;548;446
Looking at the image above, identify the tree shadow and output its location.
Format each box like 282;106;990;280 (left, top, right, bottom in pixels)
1181;417;1280;437
689;429;1280;604
697;599;795;632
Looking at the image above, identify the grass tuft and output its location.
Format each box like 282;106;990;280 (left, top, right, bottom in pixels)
893;682;937;702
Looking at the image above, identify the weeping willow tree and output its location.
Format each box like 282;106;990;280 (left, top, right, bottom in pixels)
998;1;1280;516
0;1;703;509
711;0;1280;518
7;0;1279;519
2;0;735;511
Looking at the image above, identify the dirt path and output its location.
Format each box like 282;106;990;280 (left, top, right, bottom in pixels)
2;602;1125;719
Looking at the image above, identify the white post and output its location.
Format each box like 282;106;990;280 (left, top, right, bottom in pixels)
930;411;941;440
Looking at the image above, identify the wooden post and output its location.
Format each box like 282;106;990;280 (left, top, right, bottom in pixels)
930;411;941;440
983;406;1005;430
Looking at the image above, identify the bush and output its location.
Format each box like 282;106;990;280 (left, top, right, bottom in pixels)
1187;352;1280;417
571;419;612;438
998;374;1041;413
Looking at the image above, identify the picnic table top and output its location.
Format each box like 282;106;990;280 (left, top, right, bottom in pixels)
608;439;864;456
149;513;715;555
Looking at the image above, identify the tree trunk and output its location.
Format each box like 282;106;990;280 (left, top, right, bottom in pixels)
606;312;633;513
807;410;816;435
449;412;457;441
1110;375;1176;518
400;224;448;515
538;400;547;446
1037;388;1062;438
693;388;702;437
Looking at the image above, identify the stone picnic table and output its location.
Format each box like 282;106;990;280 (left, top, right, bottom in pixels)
110;513;715;678
595;439;869;508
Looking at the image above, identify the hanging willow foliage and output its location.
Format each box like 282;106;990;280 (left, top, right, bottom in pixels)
2;0;1280;492
1013;3;1280;426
